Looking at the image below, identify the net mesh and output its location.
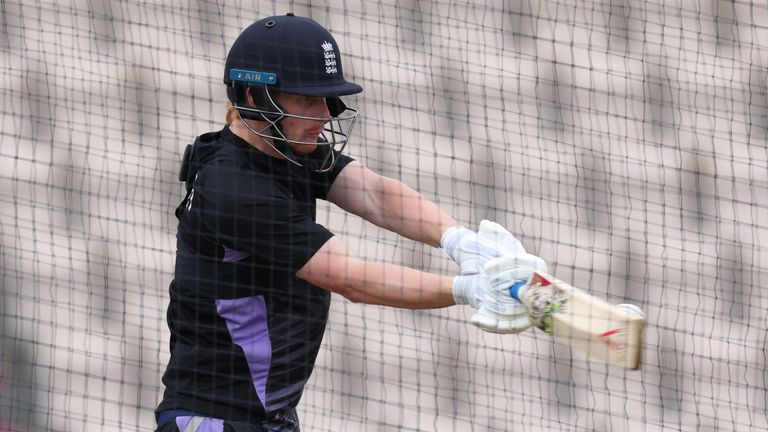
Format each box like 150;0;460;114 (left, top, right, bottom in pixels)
1;0;767;431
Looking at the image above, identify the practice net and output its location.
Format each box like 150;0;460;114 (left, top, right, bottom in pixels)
1;0;767;431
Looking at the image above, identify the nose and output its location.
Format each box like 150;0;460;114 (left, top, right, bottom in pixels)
316;98;330;119
303;96;330;119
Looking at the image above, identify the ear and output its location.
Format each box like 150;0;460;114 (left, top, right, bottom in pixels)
244;85;256;107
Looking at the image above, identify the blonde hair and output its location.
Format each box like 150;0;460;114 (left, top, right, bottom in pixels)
225;103;238;126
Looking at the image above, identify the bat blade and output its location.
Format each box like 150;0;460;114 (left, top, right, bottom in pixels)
519;272;646;369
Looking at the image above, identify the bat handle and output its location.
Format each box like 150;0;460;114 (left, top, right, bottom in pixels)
508;280;527;301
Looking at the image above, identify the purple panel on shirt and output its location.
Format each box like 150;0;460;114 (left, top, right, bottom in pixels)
215;296;271;406
175;416;191;431
174;416;224;432
223;245;251;263
198;418;224;432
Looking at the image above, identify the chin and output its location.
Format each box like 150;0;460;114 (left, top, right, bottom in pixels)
291;144;318;156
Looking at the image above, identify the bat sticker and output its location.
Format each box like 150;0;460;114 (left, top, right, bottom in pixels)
523;274;569;334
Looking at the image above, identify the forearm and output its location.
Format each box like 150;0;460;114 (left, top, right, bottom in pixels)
327;163;459;246
297;237;456;309
378;177;457;247
339;259;456;309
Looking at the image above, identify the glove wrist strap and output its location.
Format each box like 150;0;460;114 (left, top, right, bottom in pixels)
440;226;472;260
451;275;473;306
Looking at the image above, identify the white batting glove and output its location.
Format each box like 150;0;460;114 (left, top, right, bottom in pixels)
440;226;479;274
470;253;549;334
441;220;527;275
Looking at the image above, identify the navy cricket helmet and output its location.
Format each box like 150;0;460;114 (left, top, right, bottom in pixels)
225;13;362;97
223;13;362;172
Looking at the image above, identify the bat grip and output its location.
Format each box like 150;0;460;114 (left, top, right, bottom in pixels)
509;280;527;301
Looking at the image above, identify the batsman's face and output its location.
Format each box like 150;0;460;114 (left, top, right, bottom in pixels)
273;92;330;156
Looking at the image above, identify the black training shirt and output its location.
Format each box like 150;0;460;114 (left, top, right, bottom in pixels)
156;127;353;428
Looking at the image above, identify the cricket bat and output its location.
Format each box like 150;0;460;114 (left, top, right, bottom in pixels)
511;272;646;369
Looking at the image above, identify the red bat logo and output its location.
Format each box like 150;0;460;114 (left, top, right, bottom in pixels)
599;328;623;352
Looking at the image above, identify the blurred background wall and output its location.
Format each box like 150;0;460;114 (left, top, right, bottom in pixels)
1;1;766;430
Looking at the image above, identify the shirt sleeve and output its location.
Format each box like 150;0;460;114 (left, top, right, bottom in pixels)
193;164;333;275
307;150;355;200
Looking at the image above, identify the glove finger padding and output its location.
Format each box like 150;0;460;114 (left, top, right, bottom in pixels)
483;253;549;277
477;220;527;256
470;254;548;334
456;220;527;275
471;303;530;334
